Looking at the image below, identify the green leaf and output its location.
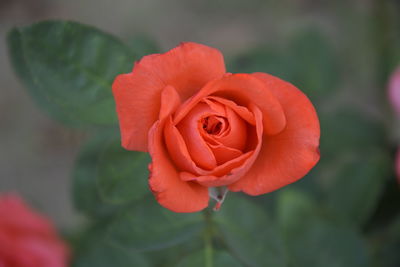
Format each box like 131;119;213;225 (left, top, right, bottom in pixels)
277;189;320;237
371;215;400;267
107;196;203;251
227;46;291;81
72;131;122;218
143;238;203;267
97;139;151;204
287;29;338;99
320;109;386;160
176;250;242;267
7;20;135;126
73;228;149;267
277;189;369;267
324;152;391;226
214;195;287;267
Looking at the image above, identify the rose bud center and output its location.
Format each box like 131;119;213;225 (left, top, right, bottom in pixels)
202;116;227;136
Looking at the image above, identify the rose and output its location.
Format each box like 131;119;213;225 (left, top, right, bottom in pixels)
388;66;400;115
112;42;320;212
0;194;69;267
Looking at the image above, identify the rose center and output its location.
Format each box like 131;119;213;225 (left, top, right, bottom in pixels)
202;116;227;135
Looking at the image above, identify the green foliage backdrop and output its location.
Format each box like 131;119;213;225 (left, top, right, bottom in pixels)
7;8;400;266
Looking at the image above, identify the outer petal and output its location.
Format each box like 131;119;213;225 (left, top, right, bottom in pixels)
0;195;55;236
0;195;69;267
229;73;320;195
148;87;209;212
113;42;226;151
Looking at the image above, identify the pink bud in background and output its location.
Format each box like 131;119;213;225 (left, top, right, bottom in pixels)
0;194;69;267
388;67;400;115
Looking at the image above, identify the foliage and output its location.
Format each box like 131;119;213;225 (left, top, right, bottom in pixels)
7;17;400;267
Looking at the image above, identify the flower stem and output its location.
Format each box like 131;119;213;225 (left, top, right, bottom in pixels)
203;209;213;267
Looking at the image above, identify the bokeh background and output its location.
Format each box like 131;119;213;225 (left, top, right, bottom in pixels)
1;0;400;266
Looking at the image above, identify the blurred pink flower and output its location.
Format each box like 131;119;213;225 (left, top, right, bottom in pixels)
0;194;69;267
388;67;400;115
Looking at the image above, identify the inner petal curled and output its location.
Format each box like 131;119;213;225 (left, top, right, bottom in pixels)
164;92;260;188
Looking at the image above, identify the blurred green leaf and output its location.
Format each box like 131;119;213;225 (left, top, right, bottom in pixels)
324;152;391;226
143;238;203;267
311;107;390;227
73;226;149;267
73;239;148;267
287;29;338;99
228;46;291;81
7;20;134;126
107;196;203;251
127;34;160;57
277;189;320;237
214;195;287;267
97;139;151;204
277;189;369;267
371;215;400;267
228;28;338;102
72;131;122;218
320;109;386;160
176;250;241;267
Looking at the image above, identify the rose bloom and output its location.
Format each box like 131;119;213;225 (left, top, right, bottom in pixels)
112;42;320;212
388;66;400;115
0;194;69;267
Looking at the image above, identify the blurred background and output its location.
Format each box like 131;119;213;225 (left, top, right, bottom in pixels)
1;0;400;266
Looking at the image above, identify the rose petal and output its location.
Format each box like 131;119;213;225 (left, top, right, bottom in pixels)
206;96;256;125
148;85;209;213
204;107;247;151
208;143;243;165
164;117;199;173
173;73;286;135
228;73;320;195
0;195;57;238
0;195;69;267
159;85;181;120
176;103;217;170
148;120;209;213
113;42;226;151
180;104;264;187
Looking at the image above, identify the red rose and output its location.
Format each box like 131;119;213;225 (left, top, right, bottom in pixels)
0;194;69;267
112;42;320;212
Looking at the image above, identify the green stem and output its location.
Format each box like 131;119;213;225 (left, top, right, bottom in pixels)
203;209;213;267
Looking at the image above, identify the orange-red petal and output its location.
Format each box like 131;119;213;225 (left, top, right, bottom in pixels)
206;96;256;125
148;121;209;212
208;107;247;151
228;73;320;195
174;73;286;135
112;42;226;151
148;86;209;213
180;104;264;187
177;103;217;169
